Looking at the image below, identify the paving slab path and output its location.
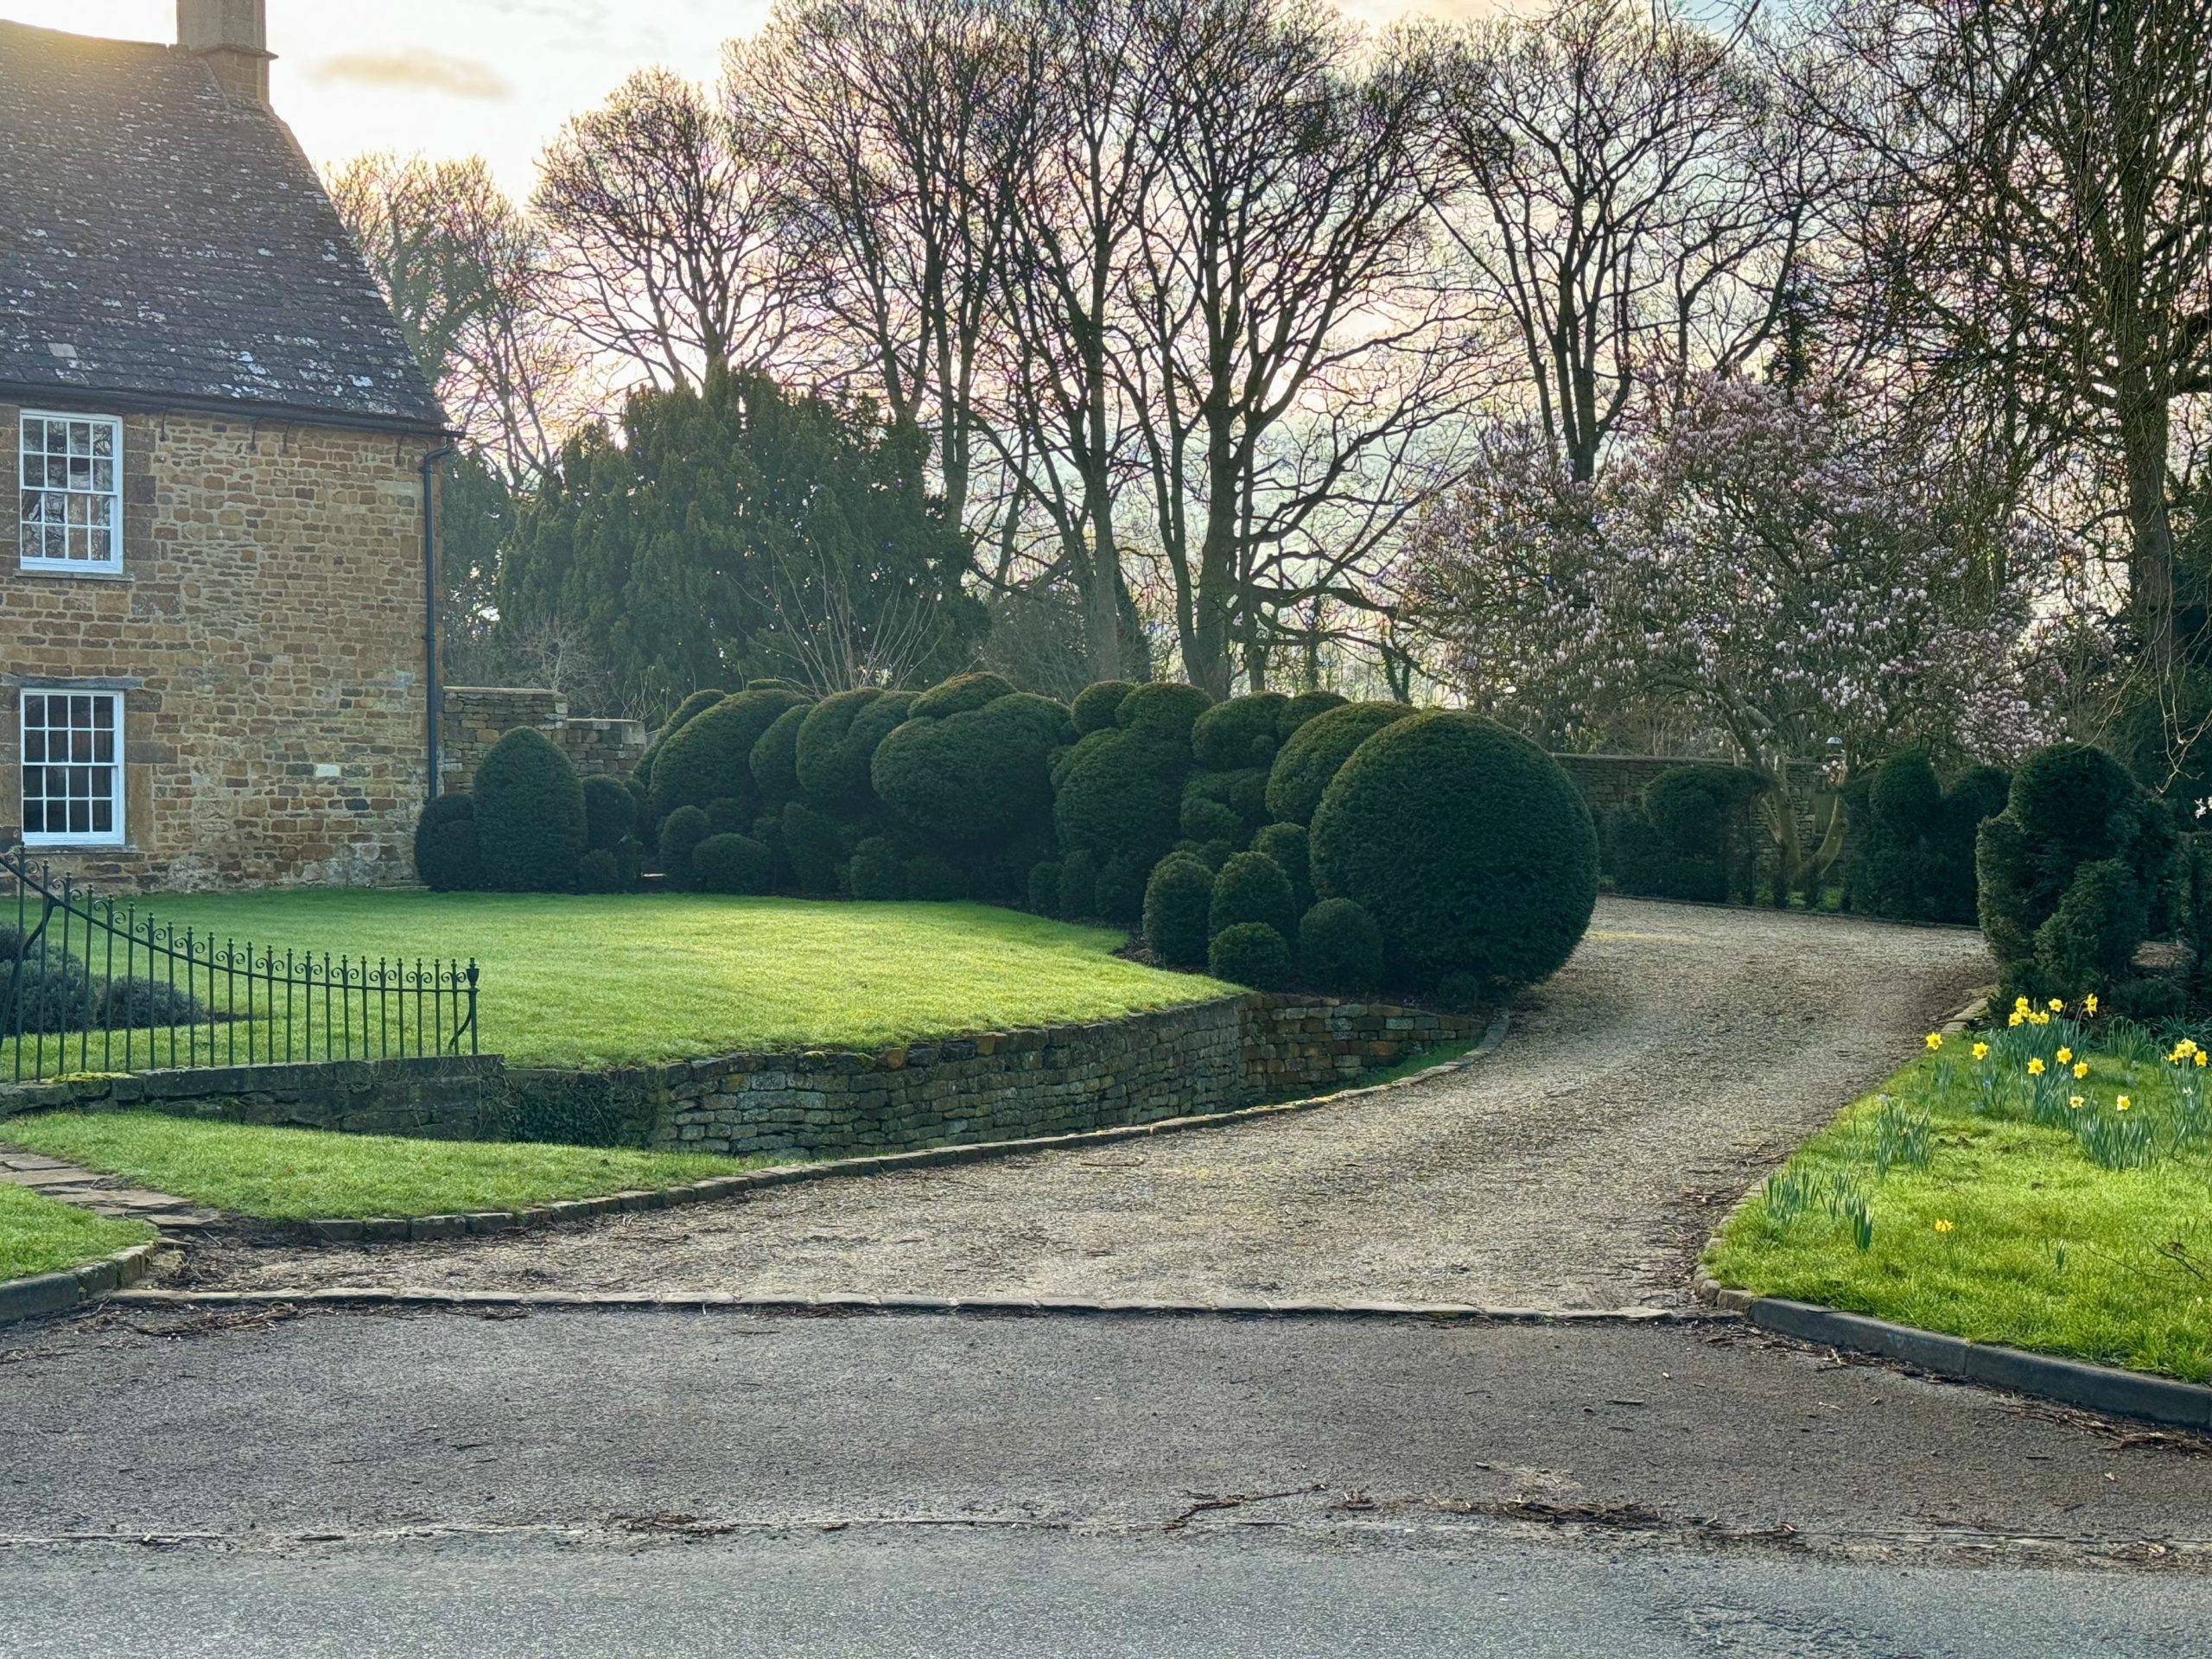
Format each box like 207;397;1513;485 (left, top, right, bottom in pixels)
175;899;1992;1307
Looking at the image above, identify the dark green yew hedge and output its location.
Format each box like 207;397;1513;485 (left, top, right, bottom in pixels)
649;687;811;826
1265;701;1411;826
474;727;588;893
414;792;480;893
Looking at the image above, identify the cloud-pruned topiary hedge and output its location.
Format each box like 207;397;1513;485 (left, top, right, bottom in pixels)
414;792;480;893
1311;711;1598;995
872;680;1071;852
649;686;812;827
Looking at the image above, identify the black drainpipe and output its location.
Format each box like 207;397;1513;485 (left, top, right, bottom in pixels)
420;444;456;800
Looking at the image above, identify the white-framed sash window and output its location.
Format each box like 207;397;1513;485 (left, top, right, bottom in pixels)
19;689;126;848
18;411;123;573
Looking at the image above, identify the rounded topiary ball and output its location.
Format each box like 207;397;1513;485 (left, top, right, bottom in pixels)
575;848;627;893
1181;794;1243;845
1868;749;1943;830
473;727;587;893
636;687;728;799
1210;850;1297;942
1265;701;1412;825
658;804;713;888
1052;726;1192;868
911;671;1016;718
1252;822;1309;906
1144;854;1216;969
795;689;915;814
1071;680;1138;735
1209;921;1292;989
1277;689;1347;741
414;792;481;892
849;837;908;901
749;701;813;810
692;833;774;895
1299;897;1382;992
1311;711;1598;994
872;689;1071;849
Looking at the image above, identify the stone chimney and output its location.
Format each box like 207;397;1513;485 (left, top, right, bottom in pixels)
178;0;273;104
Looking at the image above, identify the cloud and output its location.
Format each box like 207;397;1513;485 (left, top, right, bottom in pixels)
308;49;514;102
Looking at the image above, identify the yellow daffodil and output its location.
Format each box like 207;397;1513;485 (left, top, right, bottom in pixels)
2048;998;2064;1013
2069;1095;2085;1110
2116;1095;2132;1112
2084;995;2099;1015
1933;1219;1955;1235
2008;1010;2025;1028
2073;1061;2089;1080
2056;1047;2072;1065
2030;1010;2051;1027
1972;1042;1989;1061
2014;995;2030;1013
2026;1058;2046;1077
1925;1033;1943;1052
2197;1052;2207;1070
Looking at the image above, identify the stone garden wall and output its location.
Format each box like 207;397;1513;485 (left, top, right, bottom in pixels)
0;996;1478;1161
440;687;647;795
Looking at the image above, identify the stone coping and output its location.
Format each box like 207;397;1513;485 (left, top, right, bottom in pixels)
0;1241;162;1327
257;1004;1511;1246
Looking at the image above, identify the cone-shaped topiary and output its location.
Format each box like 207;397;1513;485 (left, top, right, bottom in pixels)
414;793;481;892
1299;897;1382;992
1210;850;1296;942
1265;701;1412;825
582;775;633;853
1209;921;1292;989
474;727;588;893
650;687;811;827
1311;711;1598;995
693;833;774;895
1144;854;1215;969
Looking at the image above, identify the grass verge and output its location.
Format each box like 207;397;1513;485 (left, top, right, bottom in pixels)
1705;1013;2212;1384
2;890;1232;1071
0;1182;154;1282
2;1113;788;1222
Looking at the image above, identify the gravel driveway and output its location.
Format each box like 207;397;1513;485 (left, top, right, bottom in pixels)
180;898;1991;1309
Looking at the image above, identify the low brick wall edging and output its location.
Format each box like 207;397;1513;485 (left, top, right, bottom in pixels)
0;1240;162;1328
286;1004;1514;1245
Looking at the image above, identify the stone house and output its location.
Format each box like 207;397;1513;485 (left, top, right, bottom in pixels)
0;3;449;893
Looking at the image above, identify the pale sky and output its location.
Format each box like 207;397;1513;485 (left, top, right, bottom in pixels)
2;0;1504;197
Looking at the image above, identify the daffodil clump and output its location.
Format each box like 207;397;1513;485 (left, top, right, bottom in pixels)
1706;995;2212;1383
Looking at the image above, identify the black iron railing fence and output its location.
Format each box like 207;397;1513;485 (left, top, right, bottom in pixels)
1;842;479;1084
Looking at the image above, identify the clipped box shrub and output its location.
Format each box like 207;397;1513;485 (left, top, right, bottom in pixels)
693;833;774;895
1299;897;1382;992
1852;752;2010;925
658;804;713;889
872;683;1071;853
1119;681;1213;741
1144;854;1215;968
1265;701;1411;826
414;792;481;893
849;836;907;901
1209;921;1292;989
1181;793;1243;845
1312;711;1598;995
749;702;812;811
1601;807;1668;898
1053;725;1192;871
474;727;588;893
575;848;626;893
649;687;810;827
1094;853;1149;925
911;670;1016;718
1276;689;1347;741
1210;850;1296;942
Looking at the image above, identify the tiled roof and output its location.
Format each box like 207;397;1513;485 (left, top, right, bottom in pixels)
0;22;447;433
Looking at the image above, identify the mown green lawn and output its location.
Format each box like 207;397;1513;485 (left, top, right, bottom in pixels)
3;1112;785;1222
0;1181;153;1282
1705;1032;2212;1383
8;890;1230;1070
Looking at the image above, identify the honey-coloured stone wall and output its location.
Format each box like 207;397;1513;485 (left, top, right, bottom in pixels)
0;403;440;892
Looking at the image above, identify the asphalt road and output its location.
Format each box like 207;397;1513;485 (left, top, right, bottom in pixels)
4;1306;2208;1656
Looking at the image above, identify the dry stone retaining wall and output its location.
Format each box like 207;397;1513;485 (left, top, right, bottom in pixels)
0;997;1477;1162
440;687;647;792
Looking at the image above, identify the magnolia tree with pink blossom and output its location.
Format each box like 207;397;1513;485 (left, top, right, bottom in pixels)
1404;377;2052;892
